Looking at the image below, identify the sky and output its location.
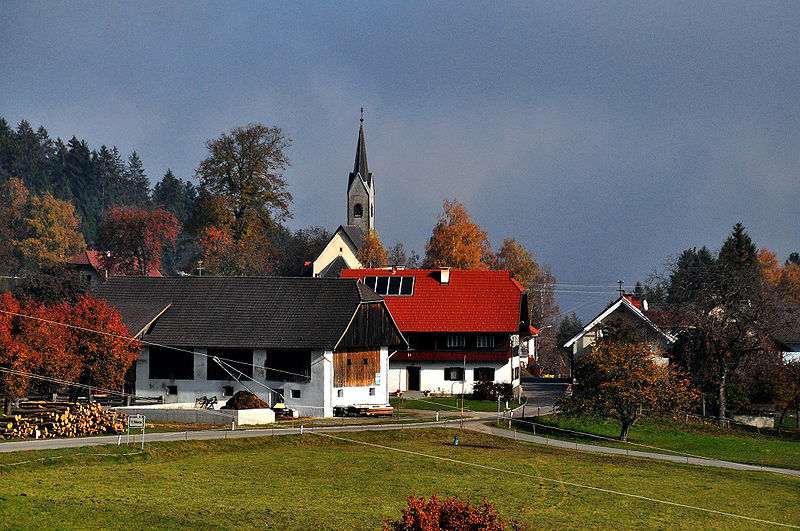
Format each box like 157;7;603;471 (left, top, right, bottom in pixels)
2;2;799;321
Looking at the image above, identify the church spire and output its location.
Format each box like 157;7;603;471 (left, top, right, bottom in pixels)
349;108;371;188
347;109;375;233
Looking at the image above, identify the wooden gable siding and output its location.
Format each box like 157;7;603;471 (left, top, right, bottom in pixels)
333;349;380;387
336;302;404;350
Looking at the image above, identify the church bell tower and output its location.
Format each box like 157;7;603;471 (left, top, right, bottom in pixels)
347;110;375;234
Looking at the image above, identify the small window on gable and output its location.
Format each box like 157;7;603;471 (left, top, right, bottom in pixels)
291;389;301;399
447;335;465;348
337;389;343;398
353;203;363;218
477;335;495;348
369;387;376;396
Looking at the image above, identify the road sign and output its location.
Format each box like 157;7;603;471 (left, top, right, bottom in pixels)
128;415;145;429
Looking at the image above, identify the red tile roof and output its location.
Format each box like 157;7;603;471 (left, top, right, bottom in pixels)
65;250;162;277
341;268;524;333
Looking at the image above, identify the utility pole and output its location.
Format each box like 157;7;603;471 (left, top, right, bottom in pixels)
617;279;624;297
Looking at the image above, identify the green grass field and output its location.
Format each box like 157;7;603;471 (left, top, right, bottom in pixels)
390;396;511;412
510;415;800;470
0;428;797;529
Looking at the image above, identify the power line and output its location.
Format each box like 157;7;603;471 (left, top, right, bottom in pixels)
0;308;312;381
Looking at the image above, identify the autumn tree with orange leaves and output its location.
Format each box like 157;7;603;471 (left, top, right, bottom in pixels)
358;229;389;268
560;338;696;441
98;207;178;276
0;293;139;407
423;198;492;270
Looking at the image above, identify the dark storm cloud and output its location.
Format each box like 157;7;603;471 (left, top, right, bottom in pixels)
2;2;798;319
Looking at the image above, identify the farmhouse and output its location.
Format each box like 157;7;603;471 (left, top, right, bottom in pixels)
564;295;676;373
95;276;405;417
341;268;530;397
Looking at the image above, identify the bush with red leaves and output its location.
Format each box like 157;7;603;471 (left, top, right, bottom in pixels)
383;494;526;531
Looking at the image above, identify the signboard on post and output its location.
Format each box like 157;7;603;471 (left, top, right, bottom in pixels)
127;414;146;449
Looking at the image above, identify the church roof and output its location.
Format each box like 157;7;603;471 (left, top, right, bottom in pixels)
348;120;372;189
340;225;365;249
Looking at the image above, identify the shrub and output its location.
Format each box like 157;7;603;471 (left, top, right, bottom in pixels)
383;494;525;531
471;381;512;401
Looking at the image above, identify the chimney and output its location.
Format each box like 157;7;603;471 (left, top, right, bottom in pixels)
440;267;450;285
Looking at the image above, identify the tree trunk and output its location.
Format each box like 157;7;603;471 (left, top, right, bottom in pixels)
718;362;727;427
3;397;12;415
619;416;637;442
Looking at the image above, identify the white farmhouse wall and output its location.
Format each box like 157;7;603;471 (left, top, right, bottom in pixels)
389;356;520;395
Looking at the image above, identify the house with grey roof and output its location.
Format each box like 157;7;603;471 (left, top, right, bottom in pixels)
564;295;676;377
95;276;405;417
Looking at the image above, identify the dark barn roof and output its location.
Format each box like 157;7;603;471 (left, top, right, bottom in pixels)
94;276;393;350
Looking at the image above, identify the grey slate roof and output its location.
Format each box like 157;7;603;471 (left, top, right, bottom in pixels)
340;225;365;249
94;276;380;350
319;255;349;278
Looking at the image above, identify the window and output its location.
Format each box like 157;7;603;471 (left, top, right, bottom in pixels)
353;203;363;218
337;389;343;398
476;335;495;348
363;358;368;365
264;350;311;382
222;385;233;396
149;346;194;380
474;367;495;381
207;349;253;381
444;367;464;381
291;389;301;399
363;276;415;296
369;387;376;396
513;367;521;380
447;335;465;348
166;385;177;395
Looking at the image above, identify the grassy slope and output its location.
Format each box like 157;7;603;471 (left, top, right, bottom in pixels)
515;415;800;470
0;429;797;530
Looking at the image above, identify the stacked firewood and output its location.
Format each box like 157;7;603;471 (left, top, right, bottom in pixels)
0;402;126;440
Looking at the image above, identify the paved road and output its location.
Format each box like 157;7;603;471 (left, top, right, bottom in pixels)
2;416;797;477
519;378;569;415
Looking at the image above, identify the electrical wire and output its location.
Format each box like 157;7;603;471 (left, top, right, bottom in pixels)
0;308;312;380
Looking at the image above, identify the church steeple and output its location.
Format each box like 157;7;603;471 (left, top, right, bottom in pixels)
349;109;371;188
347;109;375;234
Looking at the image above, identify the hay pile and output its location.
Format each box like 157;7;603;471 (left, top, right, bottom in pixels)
220;391;270;410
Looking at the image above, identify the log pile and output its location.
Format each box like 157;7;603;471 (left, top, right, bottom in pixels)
0;401;126;440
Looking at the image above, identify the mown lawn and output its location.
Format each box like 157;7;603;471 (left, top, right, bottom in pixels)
512;415;800;470
0;428;797;530
390;396;513;413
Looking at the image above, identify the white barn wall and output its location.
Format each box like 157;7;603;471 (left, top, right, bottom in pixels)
135;347;391;418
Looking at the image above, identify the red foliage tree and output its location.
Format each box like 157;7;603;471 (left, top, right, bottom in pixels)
20;301;81;395
98;207;178;276
0;293;36;412
383;494;522;531
55;296;139;392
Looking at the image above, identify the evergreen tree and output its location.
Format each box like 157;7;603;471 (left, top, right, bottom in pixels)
123;152;151;207
153;169;196;227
